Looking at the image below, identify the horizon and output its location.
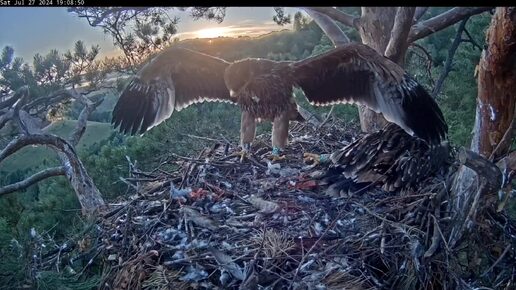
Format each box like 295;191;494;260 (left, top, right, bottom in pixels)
0;7;301;64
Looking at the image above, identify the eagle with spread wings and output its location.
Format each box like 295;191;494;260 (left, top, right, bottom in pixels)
112;42;447;160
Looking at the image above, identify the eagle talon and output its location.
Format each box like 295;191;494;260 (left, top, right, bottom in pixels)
269;154;287;162
268;147;286;162
236;143;252;163
303;152;330;166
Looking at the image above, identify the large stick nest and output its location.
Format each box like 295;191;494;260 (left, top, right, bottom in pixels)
29;118;516;290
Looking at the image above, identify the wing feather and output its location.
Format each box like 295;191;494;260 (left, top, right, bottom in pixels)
112;47;235;135
292;43;447;144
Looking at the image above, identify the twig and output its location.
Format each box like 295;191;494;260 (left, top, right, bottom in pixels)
481;244;511;277
432;18;468;98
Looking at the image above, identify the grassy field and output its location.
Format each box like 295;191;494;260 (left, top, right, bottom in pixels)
0;120;113;173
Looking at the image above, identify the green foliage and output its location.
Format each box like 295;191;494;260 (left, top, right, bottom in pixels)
406;8;491;146
34;271;101;290
0;217;25;288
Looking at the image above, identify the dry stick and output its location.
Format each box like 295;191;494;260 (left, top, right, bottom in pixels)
317;105;335;130
481;244;511;277
354;202;425;235
432;18;468;98
180;133;224;143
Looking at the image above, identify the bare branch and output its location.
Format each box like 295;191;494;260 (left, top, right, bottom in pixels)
17;110;44;135
22;89;76;113
432;18;468;98
69;94;104;146
463;27;483;50
414;7;428;22
409;43;435;86
303;8;350;47
385;7;416;64
408;7;493;43
0;134;71;164
459;148;503;194
306;7;359;28
0;167;65;197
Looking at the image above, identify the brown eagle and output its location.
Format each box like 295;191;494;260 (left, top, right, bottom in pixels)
309;123;451;194
112;42;447;160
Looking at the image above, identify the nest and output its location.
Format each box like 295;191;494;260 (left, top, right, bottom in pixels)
28;118;516;290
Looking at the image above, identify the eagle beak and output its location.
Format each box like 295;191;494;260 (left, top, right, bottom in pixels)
229;90;235;97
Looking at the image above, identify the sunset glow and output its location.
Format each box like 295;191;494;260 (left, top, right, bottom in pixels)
195;27;232;38
179;23;289;41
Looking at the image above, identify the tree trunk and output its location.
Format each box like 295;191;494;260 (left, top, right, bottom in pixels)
471;7;516;159
356;7;397;133
449;7;515;247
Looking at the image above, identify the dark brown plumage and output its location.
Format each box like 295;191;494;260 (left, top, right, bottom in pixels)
112;42;448;154
319;123;451;194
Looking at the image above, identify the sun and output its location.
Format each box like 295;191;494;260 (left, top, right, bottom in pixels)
195;27;231;38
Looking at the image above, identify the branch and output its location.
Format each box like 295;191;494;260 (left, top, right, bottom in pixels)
0;167;65;196
408;7;493;43
409;43;435;86
432;18;468;98
385;7;416;63
459;148;503;196
463;27;483;50
303;8;350;47
306;7;359;28
17;110;44;135
0;134;105;216
22;89;74;113
413;7;428;22
69;94;104;146
0;134;73;164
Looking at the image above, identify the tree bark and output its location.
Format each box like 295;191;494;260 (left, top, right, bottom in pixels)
470;7;516;159
450;7;516;248
385;7;416;65
413;7;428;22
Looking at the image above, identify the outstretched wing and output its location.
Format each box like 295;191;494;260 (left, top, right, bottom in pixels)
291;43;447;145
112;47;234;135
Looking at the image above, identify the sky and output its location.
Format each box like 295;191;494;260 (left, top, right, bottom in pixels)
0;7;301;63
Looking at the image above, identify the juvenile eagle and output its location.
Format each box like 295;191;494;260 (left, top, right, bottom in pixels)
308;123;451;194
112;42;447;160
